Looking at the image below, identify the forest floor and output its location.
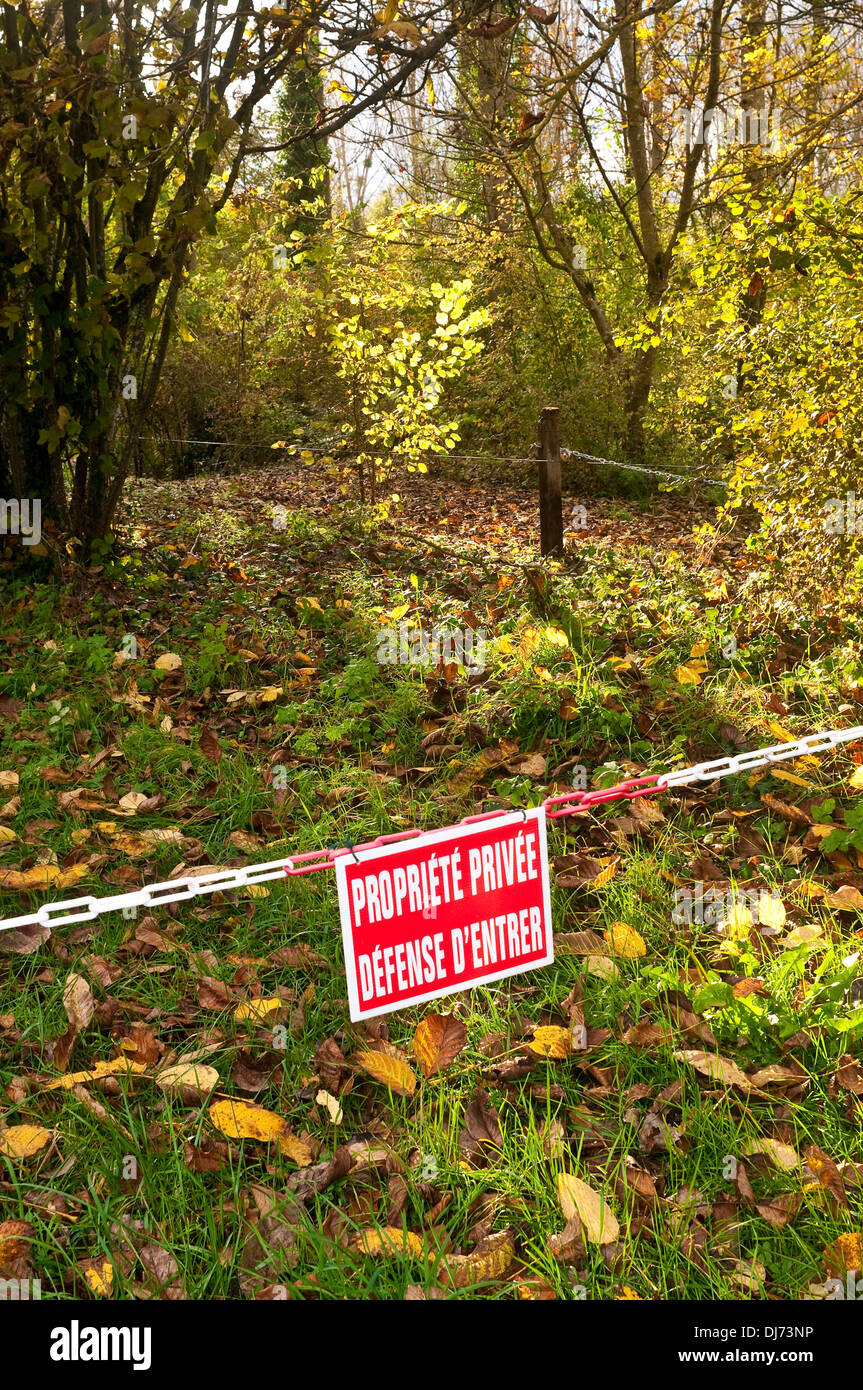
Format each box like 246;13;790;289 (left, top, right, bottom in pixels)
1;462;862;1301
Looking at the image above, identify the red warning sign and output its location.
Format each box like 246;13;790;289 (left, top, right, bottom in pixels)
335;808;554;1021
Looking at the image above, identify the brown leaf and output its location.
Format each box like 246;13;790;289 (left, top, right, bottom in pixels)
440;1230;515;1287
197;976;230;1009
623;1021;672;1048
556;854;619;890
460;1089;503;1161
413;1012;467;1077
198;725;223;765
674;1048;753;1090
805;1145;848;1211
139;1242;181;1296
0;924;51;955
547;1217;586;1265
285;1146;352;1201
314;1037;350;1091
834;1055;863;1095
0;1219;34;1265
553;930;607;955
268;943;329;972
231;1049;282;1094
62;972;95;1034
756;1191;801;1230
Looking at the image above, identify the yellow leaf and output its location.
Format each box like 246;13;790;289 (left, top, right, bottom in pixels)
354;1050;417;1097
442;1232;515;1287
0;771;19;789
0;862;89;892
616;1286;643;1299
768;722;795;742
675;664;702;685
45;1056;147;1090
155;1063;219;1096
824;1232;863;1274
527;1025;572;1058
689;639;710;658
353;1227;429;1258
235;997;282;1022
0;1124;51;1159
721;902;752;937
771;769;812;788
315;1088;343;1124
209;1099;312;1164
585;954;619;979
781;922;823;948
256;686;282;704
82;1259;114;1296
593;863;617;889
556;1173;620;1244
0;825;17;843
742;1137;799;1171
279;1132;314;1165
154;652;182;671
849;767;863;792
756;893;786;929
604;921;646;958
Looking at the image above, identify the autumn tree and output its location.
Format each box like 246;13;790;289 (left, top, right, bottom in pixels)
0;0;490;546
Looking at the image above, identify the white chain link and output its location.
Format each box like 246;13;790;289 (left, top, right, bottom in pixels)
0;855;305;933
661;725;863;788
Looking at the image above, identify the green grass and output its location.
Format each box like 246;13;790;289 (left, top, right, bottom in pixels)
0;466;862;1301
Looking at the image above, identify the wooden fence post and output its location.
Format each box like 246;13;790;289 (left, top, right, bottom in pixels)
538;406;563;556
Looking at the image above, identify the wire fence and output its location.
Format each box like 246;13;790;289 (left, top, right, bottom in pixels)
134;435;729;492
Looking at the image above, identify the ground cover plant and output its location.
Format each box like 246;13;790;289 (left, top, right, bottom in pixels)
1;466;861;1301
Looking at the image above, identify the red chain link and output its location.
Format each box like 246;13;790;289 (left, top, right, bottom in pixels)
283;776;667;873
544;773;667;820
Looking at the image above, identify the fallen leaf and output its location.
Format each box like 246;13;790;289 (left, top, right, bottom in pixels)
156;1063;219;1098
527;1025;572;1058
235;998;283;1023
353;1227;429;1258
316;1089;343;1124
354;1050;417;1097
674;1049;752;1090
441;1231;515;1287
0;1219;34;1263
44;1056;148;1090
412;1012;467;1076
209;1099;312;1164
605;921;647;958
63;972;95;1033
0;1124;51;1158
556;1172;620;1244
823;1232;863;1275
743;1137;800;1171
